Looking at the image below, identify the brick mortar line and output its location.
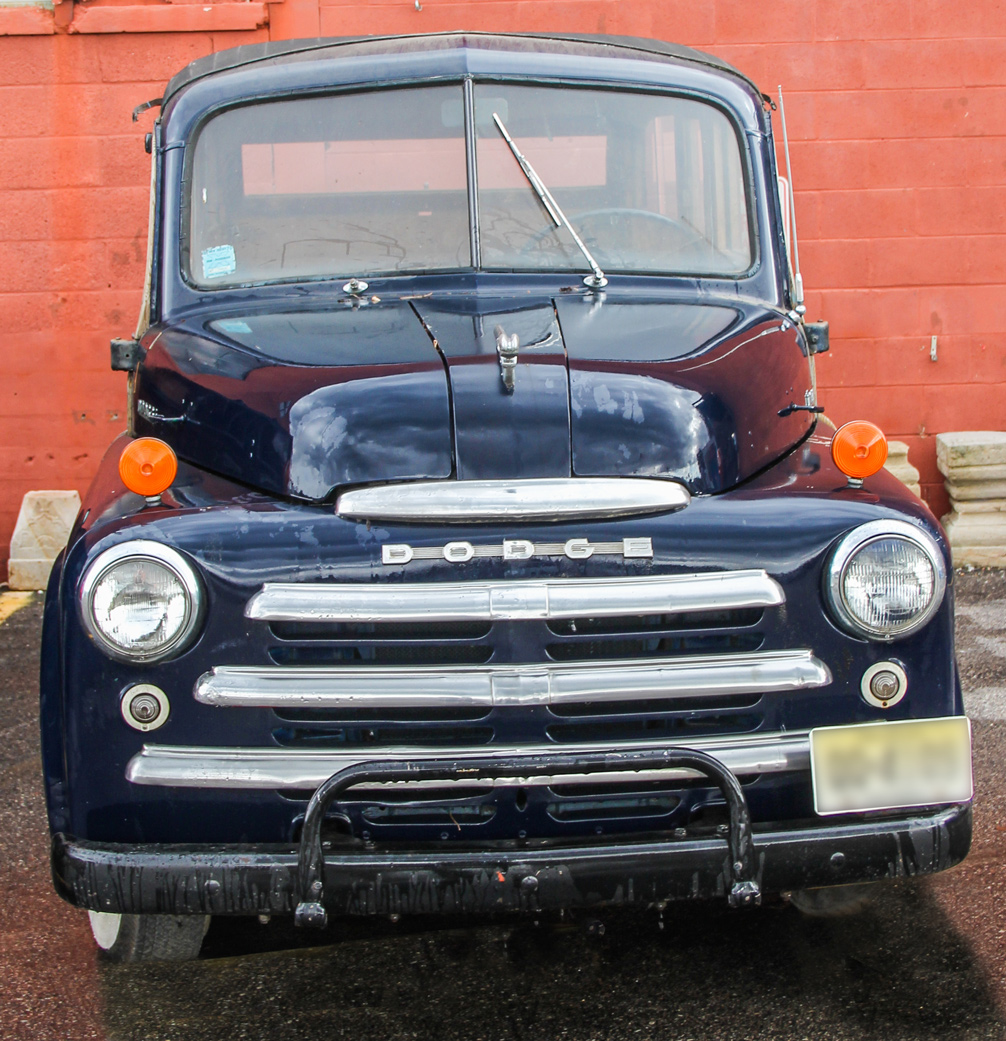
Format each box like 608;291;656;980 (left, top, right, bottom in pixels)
5;238;1006;248
802;235;1006;241
808;283;1006;290
822;387;1006;393
795;189;1006;194
713;36;1006;45
804;283;1006;289
788;137;1006;143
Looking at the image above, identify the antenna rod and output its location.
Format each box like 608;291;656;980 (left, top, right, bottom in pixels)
777;86;804;311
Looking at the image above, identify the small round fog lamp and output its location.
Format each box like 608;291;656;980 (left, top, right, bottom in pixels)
861;661;907;709
121;684;170;732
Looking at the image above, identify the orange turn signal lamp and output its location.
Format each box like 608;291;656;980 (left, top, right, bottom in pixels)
831;420;888;482
119;437;177;500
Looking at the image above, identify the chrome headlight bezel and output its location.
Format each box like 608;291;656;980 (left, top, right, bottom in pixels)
825;519;947;642
78;540;204;663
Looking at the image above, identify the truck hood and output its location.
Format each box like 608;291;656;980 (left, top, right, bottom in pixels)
133;292;813;501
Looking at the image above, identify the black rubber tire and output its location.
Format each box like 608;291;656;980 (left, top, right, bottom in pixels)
789;882;879;917
88;911;210;962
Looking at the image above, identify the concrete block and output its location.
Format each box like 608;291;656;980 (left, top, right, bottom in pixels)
937;431;1006;473
939;463;1006;482
938;433;1006;567
944;512;1006;548
883;440;921;497
950;546;1006;568
8;559;58;591
953;499;1006;515
7;489;80;591
946;479;1006;501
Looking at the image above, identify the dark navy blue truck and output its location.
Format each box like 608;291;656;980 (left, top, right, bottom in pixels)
42;33;973;962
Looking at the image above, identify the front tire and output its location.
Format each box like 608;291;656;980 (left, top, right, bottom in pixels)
88;911;210;962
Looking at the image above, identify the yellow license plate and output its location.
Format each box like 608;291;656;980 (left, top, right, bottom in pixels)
811;717;972;816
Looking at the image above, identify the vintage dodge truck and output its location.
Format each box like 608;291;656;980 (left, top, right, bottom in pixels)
42;32;973;962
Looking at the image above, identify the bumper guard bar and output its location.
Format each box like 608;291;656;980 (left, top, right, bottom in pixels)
293;746;760;928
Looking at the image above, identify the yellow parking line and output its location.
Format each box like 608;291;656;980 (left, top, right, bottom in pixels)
0;591;35;625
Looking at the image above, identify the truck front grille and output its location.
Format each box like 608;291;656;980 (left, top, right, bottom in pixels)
189;570;829;755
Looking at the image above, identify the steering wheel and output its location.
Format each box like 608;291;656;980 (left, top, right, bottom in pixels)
520;207;707;263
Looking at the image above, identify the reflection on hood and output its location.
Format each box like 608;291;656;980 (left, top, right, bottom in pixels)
133;292;813;500
288;370;453;498
569;371;737;487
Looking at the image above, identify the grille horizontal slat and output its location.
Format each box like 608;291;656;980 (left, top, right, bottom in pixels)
245;570;784;623
126;731;813;790
273;725;495;748
546;608;763;636
547;713;762;744
268;644;493;667
194;650;830;710
545;633;763;661
269;620;493;641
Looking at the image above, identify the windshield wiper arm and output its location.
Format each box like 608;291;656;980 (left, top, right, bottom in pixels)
492;113;607;289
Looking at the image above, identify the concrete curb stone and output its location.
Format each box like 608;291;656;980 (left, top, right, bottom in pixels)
6;490;80;591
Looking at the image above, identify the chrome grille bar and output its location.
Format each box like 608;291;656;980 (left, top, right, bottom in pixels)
336;477;690;523
245;569;784;623
194;650;830;709
126;731;811;790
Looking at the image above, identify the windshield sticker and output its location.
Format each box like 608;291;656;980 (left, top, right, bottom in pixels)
202;244;236;280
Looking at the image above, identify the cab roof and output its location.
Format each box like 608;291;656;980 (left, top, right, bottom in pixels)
161;32;762;109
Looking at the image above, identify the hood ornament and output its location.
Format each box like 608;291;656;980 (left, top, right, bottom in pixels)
495;324;519;393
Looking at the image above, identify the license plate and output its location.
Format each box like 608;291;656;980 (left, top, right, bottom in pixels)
811;717;972;816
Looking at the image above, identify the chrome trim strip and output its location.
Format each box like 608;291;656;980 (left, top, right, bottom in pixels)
126;731;812;790
194;651;830;710
246;569;784;623
335;477;690;523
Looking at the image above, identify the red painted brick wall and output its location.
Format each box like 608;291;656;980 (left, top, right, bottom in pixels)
2;2;1004;581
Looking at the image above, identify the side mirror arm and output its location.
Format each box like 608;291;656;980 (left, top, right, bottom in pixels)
804;321;829;355
111;338;143;372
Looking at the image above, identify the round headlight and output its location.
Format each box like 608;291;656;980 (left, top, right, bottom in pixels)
825;520;947;641
79;541;203;662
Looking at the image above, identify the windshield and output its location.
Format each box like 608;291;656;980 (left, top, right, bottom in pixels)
187;86;471;286
476;85;751;276
186;84;752;287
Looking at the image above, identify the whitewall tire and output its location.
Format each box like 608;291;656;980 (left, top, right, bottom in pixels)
88;911;210;962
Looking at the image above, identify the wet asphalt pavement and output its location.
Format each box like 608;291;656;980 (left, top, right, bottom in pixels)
2;572;1006;1040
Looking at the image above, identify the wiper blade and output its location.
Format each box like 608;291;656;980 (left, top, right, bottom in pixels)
492;113;607;289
